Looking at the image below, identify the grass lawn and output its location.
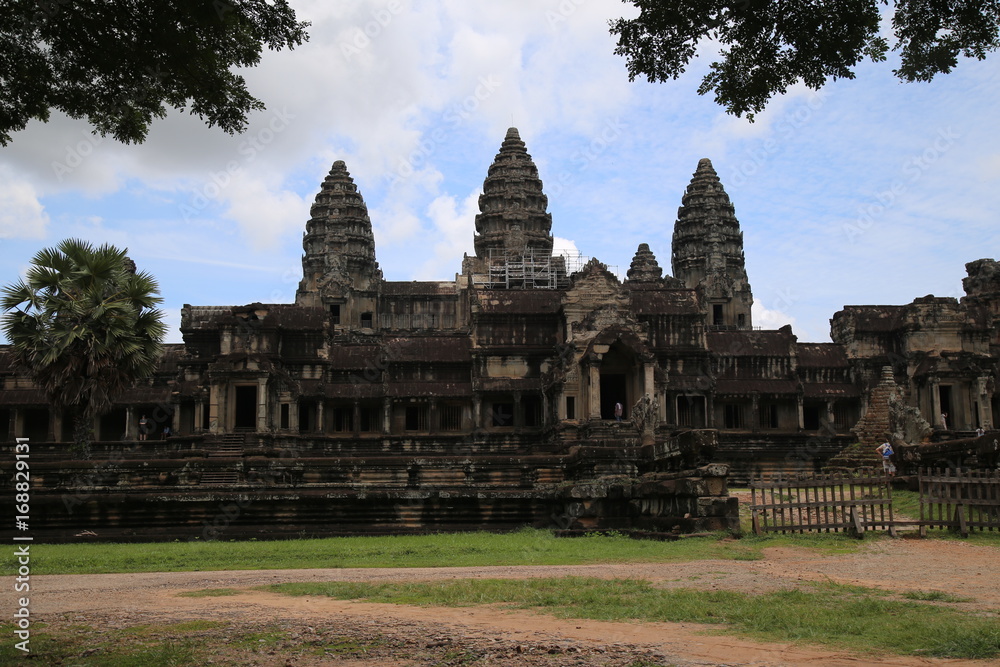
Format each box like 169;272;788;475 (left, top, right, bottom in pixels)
16;527;873;575
263;577;1000;660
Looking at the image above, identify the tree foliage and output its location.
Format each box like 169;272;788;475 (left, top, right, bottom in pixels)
1;239;166;452
610;0;1000;118
0;0;309;146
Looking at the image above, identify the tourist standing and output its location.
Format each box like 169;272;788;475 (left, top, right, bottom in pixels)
876;440;895;477
138;414;151;441
614;402;623;422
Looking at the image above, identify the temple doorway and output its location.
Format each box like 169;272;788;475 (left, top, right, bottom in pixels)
599;343;636;419
600;374;627;419
234;385;257;429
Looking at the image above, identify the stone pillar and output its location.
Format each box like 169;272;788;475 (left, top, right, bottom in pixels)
930;377;942;428
208;383;223;434
171;403;181;436
50;410;62;442
706;394;715;429
588;364;601;420
289;400;300;434
513;392;523;428
7;408;18;441
644;363;655;397
195;401;205;433
314;397;324;435
353;401;362;436
796;396;804;431
382;398;392;434
473;396;482;429
429;400;439;435
751;393;759;434
125;406;137;440
256;378;268;432
826;400;835;429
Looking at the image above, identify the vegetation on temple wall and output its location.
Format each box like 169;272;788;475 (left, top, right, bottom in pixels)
611;0;1000;119
0;0;309;145
1;238;166;455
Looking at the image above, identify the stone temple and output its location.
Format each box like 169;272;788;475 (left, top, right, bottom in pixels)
2;128;999;541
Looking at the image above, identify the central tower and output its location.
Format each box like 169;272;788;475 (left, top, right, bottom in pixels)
473;127;554;259
671;158;753;329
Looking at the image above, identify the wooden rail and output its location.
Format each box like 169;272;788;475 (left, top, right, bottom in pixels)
749;470;893;537
750;468;1000;538
918;467;1000;537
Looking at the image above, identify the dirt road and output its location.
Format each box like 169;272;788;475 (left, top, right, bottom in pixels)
16;538;1000;666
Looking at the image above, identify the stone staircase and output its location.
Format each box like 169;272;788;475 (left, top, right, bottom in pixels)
199;469;240;485
207;433;246;457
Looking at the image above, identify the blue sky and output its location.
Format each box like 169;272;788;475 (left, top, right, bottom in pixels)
2;0;999;344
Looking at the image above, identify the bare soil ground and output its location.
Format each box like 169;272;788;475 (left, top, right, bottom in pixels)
16;537;1000;666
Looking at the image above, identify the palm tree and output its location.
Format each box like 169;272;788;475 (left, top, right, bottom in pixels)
1;239;166;456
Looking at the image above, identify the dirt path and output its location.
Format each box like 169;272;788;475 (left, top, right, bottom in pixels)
16;538;1000;666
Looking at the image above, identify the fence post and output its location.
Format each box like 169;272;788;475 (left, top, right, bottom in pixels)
849;506;865;539
953;504;969;538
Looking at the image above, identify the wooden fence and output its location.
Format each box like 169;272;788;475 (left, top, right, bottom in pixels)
918;467;1000;537
749;468;1000;537
749;470;894;537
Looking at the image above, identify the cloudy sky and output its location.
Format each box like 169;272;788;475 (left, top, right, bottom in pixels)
2;0;999;344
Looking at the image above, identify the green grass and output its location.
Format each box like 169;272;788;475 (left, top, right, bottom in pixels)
12;526;870;575
902;590;975;603
263;577;1000;659
0;621;219;666
176;587;246;598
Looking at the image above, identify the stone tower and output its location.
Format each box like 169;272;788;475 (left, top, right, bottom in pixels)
473;127;554;260
296;160;382;310
671;158;753;329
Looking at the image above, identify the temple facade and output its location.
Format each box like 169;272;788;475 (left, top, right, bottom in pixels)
2;128;999;539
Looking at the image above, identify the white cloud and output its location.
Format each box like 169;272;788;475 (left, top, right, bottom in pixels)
0;169;49;240
414;189;479;279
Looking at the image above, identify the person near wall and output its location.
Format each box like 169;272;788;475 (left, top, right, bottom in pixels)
614;402;623;422
138;414;151;441
876;440;896;477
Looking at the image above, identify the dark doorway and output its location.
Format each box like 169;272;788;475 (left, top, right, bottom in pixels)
600;374;627;419
23;408;49;442
803;405;821;430
234;385;257;429
0;409;10;441
677;395;706;428
99;408;128;441
939;385;953;429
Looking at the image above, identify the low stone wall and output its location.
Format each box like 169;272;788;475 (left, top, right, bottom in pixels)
2;429;740;543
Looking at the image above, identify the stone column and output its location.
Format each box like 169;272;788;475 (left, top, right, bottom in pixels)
750;393;759;433
256;378;268;432
930;377;942;428
472;396;482;429
796;396;804;431
588;364;601;420
826;400;835;430
125;406;137;440
353;401;361;436
382;398;392;434
513;392;523;428
643;363;655;397
50;410;62;442
195;401;205;433
208;383;223;434
289;400;300;434
314;397;324;435
429;400;438;435
7;408;18;441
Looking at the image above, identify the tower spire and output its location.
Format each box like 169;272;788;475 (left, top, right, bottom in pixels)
296;160;381;307
671;158;753;328
473;127;553;259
